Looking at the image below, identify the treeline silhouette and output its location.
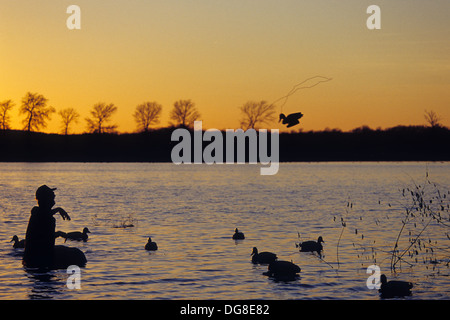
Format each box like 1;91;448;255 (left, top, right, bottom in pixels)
1;92;278;134
1;92;204;134
0;125;448;162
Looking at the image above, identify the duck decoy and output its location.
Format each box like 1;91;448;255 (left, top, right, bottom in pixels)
379;274;413;298
232;228;245;240
145;237;158;251
298;236;324;257
251;247;277;264
53;245;87;269
11;235;25;249
263;260;301;281
64;227;91;242
279;112;303;128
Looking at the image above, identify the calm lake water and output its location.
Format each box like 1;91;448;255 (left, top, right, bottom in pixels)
0;162;449;300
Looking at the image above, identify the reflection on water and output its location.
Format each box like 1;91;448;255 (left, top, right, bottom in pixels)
26;270;64;300
0;162;449;299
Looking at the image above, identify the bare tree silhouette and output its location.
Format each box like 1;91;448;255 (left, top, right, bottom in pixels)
59;108;80;135
20;92;55;132
133;101;162;132
0;99;15;130
170;99;200;128
239;100;276;130
424;110;443;128
85;102;118;134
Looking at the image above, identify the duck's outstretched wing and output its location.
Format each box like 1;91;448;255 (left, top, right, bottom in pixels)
287;112;303;120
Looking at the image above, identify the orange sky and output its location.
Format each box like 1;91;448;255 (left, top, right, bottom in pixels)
1;0;449;134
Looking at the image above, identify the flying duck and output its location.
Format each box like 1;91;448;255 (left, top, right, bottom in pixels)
64;227;91;242
251;247;277;264
145;237;158;251
279;112;304;128
298;236;324;257
11;235;25;249
379;274;413;298
232;228;245;240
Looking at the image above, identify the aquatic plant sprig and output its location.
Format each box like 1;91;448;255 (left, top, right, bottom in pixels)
333;199;354;269
389;172;449;271
336;215;346;269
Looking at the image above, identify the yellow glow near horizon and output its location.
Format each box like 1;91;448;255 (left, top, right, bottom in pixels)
1;1;449;134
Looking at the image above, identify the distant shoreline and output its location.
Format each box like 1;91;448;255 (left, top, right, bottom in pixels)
1;125;449;162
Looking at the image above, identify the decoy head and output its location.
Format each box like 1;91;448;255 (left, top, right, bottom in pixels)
11;235;19;243
234;228;239;233
147;237;152;242
318;236;324;243
380;274;387;285
83;227;91;234
279;113;286;122
251;247;258;256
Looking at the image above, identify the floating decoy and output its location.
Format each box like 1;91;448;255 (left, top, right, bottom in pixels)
145;237;158;251
379;274;413;298
298;236;324;257
279;112;303;128
64;227;91;242
53;245;87;269
232;228;245;240
11;235;25;249
251;247;277;264
263;260;301;281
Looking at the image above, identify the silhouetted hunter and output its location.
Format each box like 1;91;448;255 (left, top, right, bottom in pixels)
23;185;71;269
